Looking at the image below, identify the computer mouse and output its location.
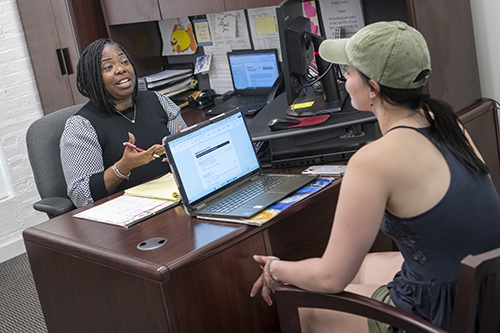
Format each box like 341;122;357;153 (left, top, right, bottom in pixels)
268;117;300;131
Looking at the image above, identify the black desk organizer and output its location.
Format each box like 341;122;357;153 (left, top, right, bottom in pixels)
249;87;381;169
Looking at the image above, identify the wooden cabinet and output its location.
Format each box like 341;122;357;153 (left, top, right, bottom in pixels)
17;0;107;114
100;0;161;25
362;0;481;114
158;0;226;20
101;0;282;24
407;0;481;116
221;0;282;13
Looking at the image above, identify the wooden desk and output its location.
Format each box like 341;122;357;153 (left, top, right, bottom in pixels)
23;170;343;332
24;107;393;332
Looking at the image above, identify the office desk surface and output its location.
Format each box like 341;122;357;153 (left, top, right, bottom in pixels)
24;169;335;280
23;168;346;332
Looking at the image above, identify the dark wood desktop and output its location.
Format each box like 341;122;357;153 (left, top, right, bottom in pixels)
23;172;338;332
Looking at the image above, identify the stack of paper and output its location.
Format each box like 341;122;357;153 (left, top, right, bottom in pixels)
157;78;198;98
74;173;181;228
140;69;193;90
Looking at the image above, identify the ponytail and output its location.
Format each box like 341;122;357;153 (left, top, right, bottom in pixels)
358;71;488;174
422;95;489;174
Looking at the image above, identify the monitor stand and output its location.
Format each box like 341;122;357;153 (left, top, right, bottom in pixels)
286;87;344;117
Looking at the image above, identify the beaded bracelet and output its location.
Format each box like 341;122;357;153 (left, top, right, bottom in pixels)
267;258;282;284
112;163;131;180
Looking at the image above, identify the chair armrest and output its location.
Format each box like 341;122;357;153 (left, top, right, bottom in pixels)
33;197;76;218
274;285;448;333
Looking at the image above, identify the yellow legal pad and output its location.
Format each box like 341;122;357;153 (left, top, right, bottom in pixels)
124;173;180;202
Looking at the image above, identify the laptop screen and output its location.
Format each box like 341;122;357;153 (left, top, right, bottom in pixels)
166;112;260;204
228;50;280;91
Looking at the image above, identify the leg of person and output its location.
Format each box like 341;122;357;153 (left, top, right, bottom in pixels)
299;284;381;333
366;285;405;333
299;252;404;333
351;251;404;285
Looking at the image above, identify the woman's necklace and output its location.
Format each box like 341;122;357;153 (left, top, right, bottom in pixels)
117;103;136;123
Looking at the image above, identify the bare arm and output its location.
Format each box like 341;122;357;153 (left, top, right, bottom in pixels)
107;93;186;191
103;132;163;193
251;142;391;304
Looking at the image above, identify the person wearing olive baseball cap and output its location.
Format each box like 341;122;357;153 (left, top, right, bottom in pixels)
318;21;431;89
250;21;499;333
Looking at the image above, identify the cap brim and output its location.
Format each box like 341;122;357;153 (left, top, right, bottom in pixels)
318;38;351;65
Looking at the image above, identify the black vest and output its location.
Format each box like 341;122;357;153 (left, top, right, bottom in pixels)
77;91;171;200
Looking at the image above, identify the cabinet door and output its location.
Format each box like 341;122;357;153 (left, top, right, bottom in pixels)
50;0;88;106
100;0;161;25
17;0;75;114
224;0;281;11
407;0;481;113
158;0;225;19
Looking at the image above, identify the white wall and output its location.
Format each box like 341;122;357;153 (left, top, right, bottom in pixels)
470;0;500;104
0;0;47;263
0;0;498;263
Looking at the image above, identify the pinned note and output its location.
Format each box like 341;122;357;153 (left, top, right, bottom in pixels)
215;13;236;38
255;16;277;34
318;0;365;39
193;18;212;46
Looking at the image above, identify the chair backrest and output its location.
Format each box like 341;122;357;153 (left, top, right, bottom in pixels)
451;246;500;333
26;104;83;200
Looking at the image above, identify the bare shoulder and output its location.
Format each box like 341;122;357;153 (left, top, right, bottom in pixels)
347;128;431;178
347;134;399;171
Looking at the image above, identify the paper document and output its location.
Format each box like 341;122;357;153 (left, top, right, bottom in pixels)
194;54;212;74
124;173;180;201
159;17;198;56
74;195;177;227
203;45;233;94
157;78;197;97
207;10;251;50
142;69;192;84
74;173;181;227
247;7;282;61
147;73;193;89
318;0;365;38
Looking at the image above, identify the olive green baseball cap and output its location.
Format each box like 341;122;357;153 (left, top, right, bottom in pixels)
318;21;431;89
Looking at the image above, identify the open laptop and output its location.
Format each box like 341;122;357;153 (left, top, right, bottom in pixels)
205;49;281;117
163;109;315;219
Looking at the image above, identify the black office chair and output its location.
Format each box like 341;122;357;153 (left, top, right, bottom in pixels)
26;104;84;218
275;246;500;333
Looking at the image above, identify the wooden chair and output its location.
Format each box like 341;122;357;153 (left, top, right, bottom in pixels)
275;247;500;333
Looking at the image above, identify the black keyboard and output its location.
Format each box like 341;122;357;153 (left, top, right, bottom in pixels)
206;175;290;214
223;94;268;106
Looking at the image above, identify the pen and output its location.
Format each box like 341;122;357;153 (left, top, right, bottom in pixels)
123;142;160;158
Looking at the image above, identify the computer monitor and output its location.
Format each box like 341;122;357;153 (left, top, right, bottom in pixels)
276;0;343;117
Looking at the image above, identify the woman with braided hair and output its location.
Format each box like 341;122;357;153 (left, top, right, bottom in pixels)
60;38;186;207
250;21;500;332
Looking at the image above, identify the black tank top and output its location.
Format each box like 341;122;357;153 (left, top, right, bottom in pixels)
381;126;500;330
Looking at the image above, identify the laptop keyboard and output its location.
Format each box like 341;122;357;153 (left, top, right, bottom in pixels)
205;175;292;214
223;94;268;106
